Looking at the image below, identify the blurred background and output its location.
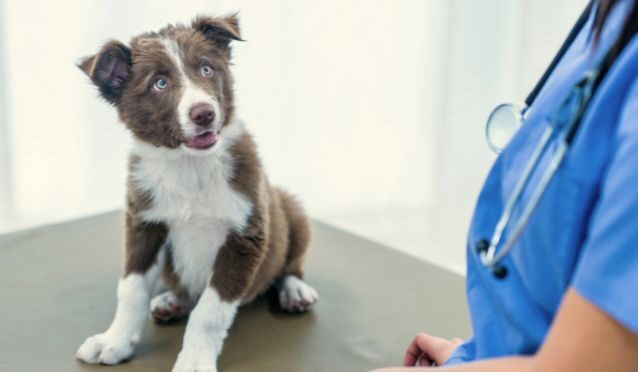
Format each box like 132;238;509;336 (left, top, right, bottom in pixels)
0;0;587;274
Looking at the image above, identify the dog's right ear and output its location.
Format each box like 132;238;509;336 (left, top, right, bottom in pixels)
78;40;131;105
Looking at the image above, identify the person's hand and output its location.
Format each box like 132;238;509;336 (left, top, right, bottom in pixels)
403;333;463;367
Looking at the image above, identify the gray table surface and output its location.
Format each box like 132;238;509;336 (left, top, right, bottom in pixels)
0;211;470;372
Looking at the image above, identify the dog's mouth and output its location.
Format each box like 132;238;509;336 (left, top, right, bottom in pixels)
183;131;218;150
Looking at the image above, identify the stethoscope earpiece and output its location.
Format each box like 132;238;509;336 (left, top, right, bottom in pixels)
491;265;508;279
475;239;489;255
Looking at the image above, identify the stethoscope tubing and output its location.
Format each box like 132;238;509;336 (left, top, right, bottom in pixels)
524;1;594;107
488;141;569;266
481;126;554;265
480;69;598;272
478;1;595;276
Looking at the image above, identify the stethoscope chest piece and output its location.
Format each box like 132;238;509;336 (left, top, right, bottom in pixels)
485;103;523;153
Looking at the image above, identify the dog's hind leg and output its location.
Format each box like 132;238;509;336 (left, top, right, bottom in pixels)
151;246;192;323
276;274;319;312
278;190;312;278
150;291;192;323
276;190;318;312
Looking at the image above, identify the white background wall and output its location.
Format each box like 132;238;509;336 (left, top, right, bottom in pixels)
0;0;587;273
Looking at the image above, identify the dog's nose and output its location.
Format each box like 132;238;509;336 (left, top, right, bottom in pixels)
189;103;215;127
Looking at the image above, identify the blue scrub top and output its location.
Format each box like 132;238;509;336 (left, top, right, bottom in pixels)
447;0;638;364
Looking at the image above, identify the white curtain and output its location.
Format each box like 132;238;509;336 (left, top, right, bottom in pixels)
0;0;588;273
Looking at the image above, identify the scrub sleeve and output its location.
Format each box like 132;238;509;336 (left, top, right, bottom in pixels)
572;76;638;335
445;337;476;365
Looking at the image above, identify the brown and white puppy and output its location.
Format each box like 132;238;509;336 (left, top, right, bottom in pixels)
75;14;317;372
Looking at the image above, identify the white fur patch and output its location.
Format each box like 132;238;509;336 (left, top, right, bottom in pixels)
131;118;252;298
278;275;319;312
160;38;223;139
76;252;164;364
172;286;239;372
169;218;228;298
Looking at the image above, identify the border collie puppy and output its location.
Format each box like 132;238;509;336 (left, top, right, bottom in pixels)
75;14;318;371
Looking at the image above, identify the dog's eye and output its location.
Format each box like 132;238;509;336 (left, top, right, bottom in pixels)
200;65;213;77
153;78;168;91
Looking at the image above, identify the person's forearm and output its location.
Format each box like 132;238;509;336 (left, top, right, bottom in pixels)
372;356;535;372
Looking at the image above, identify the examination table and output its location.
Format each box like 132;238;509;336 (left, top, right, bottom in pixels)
0;211;470;371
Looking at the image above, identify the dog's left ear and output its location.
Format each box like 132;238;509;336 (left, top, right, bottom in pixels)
193;14;244;50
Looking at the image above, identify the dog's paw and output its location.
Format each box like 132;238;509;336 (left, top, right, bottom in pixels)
76;332;137;365
171;349;217;372
151;291;190;323
278;275;319;312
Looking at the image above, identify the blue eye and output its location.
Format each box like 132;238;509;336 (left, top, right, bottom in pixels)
153;78;168;91
200;65;213;77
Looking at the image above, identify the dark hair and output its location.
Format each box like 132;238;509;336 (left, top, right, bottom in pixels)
595;0;638;61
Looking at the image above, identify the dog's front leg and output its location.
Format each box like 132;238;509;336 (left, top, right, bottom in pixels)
172;231;266;372
76;217;167;365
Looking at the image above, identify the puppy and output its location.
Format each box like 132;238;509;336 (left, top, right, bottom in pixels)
75;14;318;371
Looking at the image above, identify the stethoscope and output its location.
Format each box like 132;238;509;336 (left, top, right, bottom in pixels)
477;1;613;279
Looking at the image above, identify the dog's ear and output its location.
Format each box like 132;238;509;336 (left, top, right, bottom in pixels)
193;14;244;51
78;40;131;105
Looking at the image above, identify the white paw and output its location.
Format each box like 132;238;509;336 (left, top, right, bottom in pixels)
278;275;319;312
171;349;217;372
76;332;137;365
151;291;190;323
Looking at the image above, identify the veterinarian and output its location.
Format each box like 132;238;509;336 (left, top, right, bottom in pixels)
375;0;638;370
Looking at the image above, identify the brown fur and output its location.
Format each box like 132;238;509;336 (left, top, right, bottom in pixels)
79;14;311;305
211;131;311;302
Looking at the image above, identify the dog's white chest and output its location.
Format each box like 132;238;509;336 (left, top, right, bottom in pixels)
131;146;252;297
168;218;228;297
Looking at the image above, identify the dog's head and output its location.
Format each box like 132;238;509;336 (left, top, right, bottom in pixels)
79;15;243;155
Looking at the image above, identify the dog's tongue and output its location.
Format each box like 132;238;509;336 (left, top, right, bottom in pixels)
185;131;218;149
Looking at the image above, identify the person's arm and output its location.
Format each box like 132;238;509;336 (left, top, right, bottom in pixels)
372;288;638;371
